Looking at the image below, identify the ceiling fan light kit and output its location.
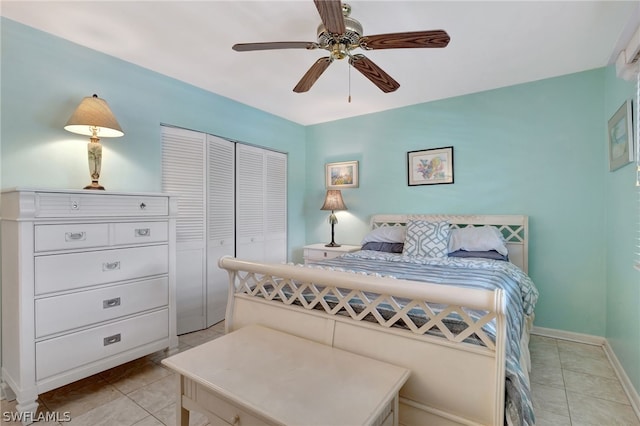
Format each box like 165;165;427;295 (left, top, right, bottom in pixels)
232;0;450;94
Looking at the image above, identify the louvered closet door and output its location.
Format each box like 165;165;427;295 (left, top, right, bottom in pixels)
206;135;235;327
161;126;206;334
236;144;265;261
264;150;287;263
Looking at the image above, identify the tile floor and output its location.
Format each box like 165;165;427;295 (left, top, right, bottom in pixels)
529;334;639;426
2;324;639;426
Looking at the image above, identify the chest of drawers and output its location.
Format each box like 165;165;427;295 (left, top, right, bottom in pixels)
0;188;178;421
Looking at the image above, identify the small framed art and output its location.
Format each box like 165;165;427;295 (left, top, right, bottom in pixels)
407;146;454;186
608;99;634;171
326;160;359;188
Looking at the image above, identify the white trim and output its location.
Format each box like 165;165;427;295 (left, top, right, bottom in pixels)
0;381;16;401
531;326;605;346
531;327;640;421
603;340;640;421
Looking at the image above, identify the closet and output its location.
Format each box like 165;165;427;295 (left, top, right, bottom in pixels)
161;126;287;334
236;144;288;263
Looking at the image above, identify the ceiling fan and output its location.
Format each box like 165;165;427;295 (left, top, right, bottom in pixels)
232;0;450;94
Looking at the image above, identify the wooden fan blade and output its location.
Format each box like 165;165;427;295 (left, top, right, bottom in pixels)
360;30;450;50
233;41;318;52
293;57;333;93
349;54;400;93
313;0;346;35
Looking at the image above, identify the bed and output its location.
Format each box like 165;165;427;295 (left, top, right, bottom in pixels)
218;214;538;426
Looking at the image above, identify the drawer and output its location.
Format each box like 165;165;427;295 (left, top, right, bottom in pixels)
191;380;270;426
36;309;168;380
34;223;109;252
113;221;168;245
35;276;169;338
35;245;168;295
304;248;341;261
35;193;169;217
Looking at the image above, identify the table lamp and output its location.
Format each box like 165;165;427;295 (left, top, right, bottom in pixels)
320;189;347;247
64;94;124;190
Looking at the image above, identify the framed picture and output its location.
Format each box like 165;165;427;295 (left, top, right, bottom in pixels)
326;160;359;188
608;99;634;171
407;146;454;186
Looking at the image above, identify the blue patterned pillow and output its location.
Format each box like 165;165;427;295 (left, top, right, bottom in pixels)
402;220;450;258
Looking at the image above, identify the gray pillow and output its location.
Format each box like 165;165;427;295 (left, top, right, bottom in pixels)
361;242;404;253
448;250;508;261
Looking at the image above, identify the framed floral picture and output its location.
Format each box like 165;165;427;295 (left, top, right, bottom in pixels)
608;99;634;171
407;146;454;186
325;160;359;188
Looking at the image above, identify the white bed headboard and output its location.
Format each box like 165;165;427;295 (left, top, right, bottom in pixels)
370;214;529;273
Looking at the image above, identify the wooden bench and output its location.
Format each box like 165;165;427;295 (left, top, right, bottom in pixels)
162;325;410;426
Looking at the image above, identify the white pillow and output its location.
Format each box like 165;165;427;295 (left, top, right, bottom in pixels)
402;220;450;258
361;226;407;244
448;225;508;256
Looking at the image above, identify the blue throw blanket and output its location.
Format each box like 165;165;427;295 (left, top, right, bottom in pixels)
308;250;538;426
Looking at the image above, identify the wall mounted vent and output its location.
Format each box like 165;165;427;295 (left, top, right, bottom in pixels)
616;24;640;80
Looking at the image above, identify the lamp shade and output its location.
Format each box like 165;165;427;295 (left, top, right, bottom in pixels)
64;94;124;138
320;190;347;211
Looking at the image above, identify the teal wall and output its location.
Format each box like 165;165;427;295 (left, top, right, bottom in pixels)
0;18;308;260
306;69;607;335
2;17;639;395
305;66;639;393
603;66;639;393
306;67;640;393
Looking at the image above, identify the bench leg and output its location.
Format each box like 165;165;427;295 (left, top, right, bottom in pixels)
175;375;190;426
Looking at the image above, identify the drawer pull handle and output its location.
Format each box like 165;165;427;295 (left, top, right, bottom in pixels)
65;232;86;241
135;228;150;237
103;333;121;346
103;297;121;309
139;202;146;210
102;261;121;271
230;415;239;425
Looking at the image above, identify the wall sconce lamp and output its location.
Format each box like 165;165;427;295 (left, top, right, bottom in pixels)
320;189;347;247
64;94;124;190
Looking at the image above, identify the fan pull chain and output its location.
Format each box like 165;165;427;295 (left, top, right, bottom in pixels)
348;62;352;103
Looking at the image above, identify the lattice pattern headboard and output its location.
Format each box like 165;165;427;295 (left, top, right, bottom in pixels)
370;214;529;273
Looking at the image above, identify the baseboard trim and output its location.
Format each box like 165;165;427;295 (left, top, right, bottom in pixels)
531;326;640;420
531;326;605;345
603;340;640;420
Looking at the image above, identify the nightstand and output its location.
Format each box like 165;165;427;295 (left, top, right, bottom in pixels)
303;243;361;264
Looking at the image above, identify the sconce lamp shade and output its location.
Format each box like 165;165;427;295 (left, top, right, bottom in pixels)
64;94;124;190
320;190;347;211
64;94;124;137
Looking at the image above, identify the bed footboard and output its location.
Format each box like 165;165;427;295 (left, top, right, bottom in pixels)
218;256;508;426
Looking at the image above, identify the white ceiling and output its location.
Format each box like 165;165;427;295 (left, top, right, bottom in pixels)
2;1;639;125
